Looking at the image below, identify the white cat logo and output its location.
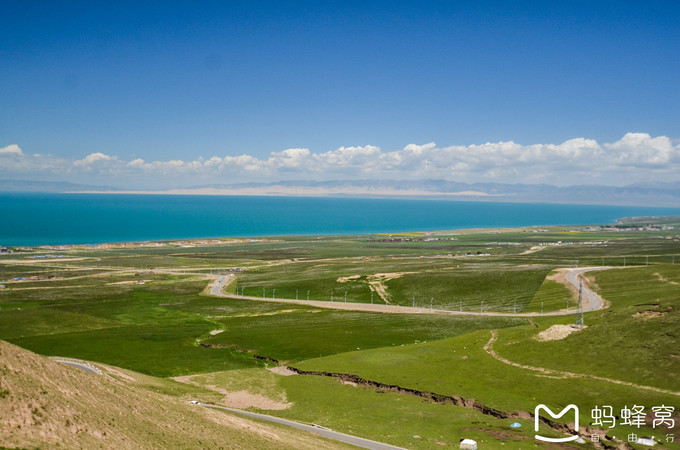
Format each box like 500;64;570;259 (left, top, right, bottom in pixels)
534;404;580;442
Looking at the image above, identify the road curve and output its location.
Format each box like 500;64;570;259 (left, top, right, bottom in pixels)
196;403;404;450
54;359;102;375
564;266;610;311
206;267;614;317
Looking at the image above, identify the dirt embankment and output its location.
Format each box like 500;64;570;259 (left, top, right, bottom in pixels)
225;349;576;437
0;340;337;449
282;365;587;437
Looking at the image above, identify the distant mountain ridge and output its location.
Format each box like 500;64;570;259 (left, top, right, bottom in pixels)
1;179;679;207
0;179;119;193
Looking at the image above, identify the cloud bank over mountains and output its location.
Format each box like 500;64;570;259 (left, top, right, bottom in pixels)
1;133;678;188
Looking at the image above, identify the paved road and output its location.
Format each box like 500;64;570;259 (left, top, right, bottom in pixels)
196;403;404;450
53;358;104;375
206;266;614;317
208;274;234;296
564;266;610;311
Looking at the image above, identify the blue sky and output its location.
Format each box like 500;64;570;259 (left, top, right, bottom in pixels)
1;1;679;188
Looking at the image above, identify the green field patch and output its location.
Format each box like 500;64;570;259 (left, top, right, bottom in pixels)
385;267;550;312
0;307;120;339
10;324;261;377
277;374;541;449
497;265;680;391
294;330;678;439
203;310;524;361
523;275;575;313
184;367;541;448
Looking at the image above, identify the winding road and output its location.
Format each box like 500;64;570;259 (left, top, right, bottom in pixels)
205;266;615;317
50;357;402;448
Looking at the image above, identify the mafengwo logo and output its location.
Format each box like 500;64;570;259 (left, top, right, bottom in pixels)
534;404;580;443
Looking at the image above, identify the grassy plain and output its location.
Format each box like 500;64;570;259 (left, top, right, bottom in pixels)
0;219;679;448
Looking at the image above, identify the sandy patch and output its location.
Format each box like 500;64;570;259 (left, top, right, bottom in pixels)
267;366;297;376
337;275;361;282
366;272;414;304
210;329;224;336
655;273;680;286
632;311;666;319
536;324;585;341
520;245;545;255
222;390;291;410
340;380;357;387
230;309;296;318
173;375;291;410
197;383;291;410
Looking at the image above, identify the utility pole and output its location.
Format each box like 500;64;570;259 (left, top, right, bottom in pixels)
296;289;298;300
371;291;373;304
307;290;310;301
344;292;347;303
541;302;544;314
481;301;484;313
430;298;433;310
412;296;415;308
460;300;462;312
576;277;584;327
272;289;276;299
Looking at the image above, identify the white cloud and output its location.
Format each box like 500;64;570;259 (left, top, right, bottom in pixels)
0;144;23;155
74;152;113;166
604;132;675;167
1;133;679;187
268;148;310;169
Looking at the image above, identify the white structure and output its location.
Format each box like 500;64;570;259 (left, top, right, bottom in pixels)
636;437;656;446
460;438;478;449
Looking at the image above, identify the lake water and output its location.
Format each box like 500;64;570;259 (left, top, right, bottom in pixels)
1;193;679;246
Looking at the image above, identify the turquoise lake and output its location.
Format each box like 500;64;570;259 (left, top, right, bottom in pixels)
1;193;679;246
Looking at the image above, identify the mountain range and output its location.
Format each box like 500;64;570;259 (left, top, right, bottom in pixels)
1;179;679;207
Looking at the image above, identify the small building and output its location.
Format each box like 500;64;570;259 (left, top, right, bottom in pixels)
460;438;478;450
0;247;10;254
0;285;6;289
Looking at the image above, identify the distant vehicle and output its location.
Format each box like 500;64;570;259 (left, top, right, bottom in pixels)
189;400;199;404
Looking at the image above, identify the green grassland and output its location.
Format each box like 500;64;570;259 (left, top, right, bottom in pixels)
498;265;680;391
0;221;679;448
202;308;524;361
185;367;544;448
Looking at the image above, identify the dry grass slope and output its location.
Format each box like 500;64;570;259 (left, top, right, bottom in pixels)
0;340;344;449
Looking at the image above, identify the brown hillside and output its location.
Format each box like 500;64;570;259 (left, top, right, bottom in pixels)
0;340;343;449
